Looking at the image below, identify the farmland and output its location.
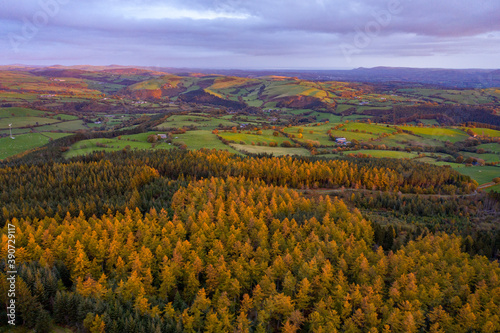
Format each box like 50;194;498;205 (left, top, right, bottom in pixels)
218;129;289;146
400;126;470;143
0;133;55;159
0;67;498;188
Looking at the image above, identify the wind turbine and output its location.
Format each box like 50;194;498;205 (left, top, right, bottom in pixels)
9;123;14;139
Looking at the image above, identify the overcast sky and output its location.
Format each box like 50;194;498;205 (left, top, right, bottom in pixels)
1;0;499;69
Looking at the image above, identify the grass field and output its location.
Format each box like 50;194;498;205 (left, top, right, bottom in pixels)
231;143;311;156
400;126;469;143
476;143;500;153
460;152;500;163
40;132;73;140
419;119;440;126
53;114;80;120
0;107;47;118
0;128;32;135
172;130;241;153
36;120;88;132
466;127;500;137
65;135;175;158
66;130;242;158
374;133;427;148
448;165;500;185
284;124;339;146
343;122;396;135
346;150;418;159
327;128;379;143
0;116;59;129
485;184;500;193
0;133;52;159
399;88;495;105
219;130;288;145
309;112;343;123
156;115;238;129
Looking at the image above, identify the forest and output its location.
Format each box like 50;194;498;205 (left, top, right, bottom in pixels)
1;148;499;333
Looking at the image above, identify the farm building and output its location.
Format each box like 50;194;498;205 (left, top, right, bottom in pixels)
336;137;348;145
157;134;167;139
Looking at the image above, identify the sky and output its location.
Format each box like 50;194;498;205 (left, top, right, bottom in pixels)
1;0;499;69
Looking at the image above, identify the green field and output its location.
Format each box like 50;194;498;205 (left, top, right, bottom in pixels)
309;112;343;123
400;126;469;143
419;119;440;126
449;165;500;185
0;116;59;129
343;122;396;135
219;129;288;145
52;113;80;120
172;130;241;153
41;132;73;140
485;184;500;193
66;130;241;158
0;128;32;135
476;143;500;153
0;107;48;118
467;127;500;137
399;88;496;104
156;115;238;129
65;135;175;158
231;143;311;156
36;120;88;132
0;133;52;159
375;133;429;148
460;151;500;163
327;128;379;143
346;149;418;159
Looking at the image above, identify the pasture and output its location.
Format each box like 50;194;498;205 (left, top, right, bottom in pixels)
0;116;59;129
449;165;500;185
218;129;289;146
230;144;311;156
346;150;418;159
172;130;241;153
400;126;469;143
0;133;52;159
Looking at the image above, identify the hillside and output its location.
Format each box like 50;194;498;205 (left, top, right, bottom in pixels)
0;65;499;332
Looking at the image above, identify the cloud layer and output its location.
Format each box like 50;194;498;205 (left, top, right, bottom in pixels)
1;0;499;68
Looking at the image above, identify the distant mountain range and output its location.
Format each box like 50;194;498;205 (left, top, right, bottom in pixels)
2;65;500;88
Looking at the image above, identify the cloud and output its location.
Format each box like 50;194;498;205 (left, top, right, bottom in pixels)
0;0;499;68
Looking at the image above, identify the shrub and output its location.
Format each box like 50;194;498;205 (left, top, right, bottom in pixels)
147;134;158;143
